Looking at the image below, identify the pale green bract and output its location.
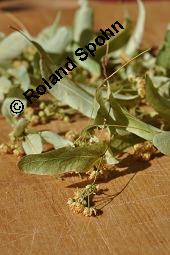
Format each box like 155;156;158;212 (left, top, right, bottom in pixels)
0;32;29;64
22;133;43;155
40;131;73;149
73;0;93;45
125;0;145;56
8;66;30;91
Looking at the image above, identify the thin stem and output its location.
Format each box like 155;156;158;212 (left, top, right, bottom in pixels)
98;48;150;90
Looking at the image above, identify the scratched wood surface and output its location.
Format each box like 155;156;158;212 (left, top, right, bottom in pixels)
0;1;170;255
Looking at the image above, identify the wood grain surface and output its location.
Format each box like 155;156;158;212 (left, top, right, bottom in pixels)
0;1;170;255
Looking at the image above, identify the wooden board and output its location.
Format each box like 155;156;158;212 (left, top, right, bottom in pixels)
0;1;170;255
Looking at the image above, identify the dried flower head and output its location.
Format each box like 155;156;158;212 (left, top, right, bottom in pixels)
67;184;99;217
133;141;157;161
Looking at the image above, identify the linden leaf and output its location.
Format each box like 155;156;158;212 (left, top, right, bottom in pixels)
146;75;170;125
153;132;170;155
109;93;160;141
18;142;107;175
157;28;170;71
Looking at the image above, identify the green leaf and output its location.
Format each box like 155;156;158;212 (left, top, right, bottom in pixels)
109;133;143;154
73;44;101;78
151;76;170;97
95;19;131;61
30;39;57;85
109;93;160;140
40;131;73;149
30;39;96;118
22;133;43;155
125;0;145;56
156;27;170;71
0;32;29;64
94;88;116;134
113;93;139;108
74;0;93;45
50;79;97;117
18;142;107;175
153;132;170;155
146;75;170;124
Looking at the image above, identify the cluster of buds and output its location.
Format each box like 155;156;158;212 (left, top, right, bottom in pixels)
87;168;103;180
128;76;146;98
23;46;37;62
12;60;29;69
136;77;146;98
87;163;111;181
65;130;79;142
133;141;157;161
67;184;99;217
0;135;24;157
24;101;70;126
73;134;98;148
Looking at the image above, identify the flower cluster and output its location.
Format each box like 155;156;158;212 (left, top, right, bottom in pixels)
0;133;24;157
128;75;146;98
67;184;99;217
133;141;157;161
135;77;146;98
24;101;70;126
